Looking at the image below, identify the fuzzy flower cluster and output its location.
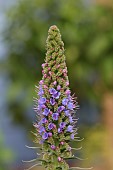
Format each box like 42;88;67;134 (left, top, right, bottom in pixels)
33;25;78;170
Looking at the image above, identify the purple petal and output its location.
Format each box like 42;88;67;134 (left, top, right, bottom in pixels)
58;128;62;133
67;125;73;132
48;123;54;130
42;108;50;116
39;97;46;104
67;102;74;110
59;122;66;129
57;106;65;113
62;98;68;106
69;116;73;123
64;110;70;116
52;92;60;99
50;98;56;105
42;132;48;140
41;118;47;124
52;113;59;120
39;126;45;134
38;86;44;95
70;133;74;140
49;88;57;95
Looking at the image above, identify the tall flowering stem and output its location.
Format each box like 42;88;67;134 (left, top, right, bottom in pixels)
34;25;78;170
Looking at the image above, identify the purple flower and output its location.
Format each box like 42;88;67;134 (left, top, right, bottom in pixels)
39;97;46;104
50;98;56;105
48;123;54;130
62;98;68;106
52;113;59;120
69;116;73;123
42;108;50;116
52;91;61;99
41;118;47;124
57;106;65;113
42;132;48;140
51;145;56;150
70;133;74;140
57;85;61;90
39;126;45;134
67;102;74;110
59;122;66;129
38;104;46;111
49;88;57;95
67;125;73;132
64;110;70;116
58;128;62;133
38;86;44;96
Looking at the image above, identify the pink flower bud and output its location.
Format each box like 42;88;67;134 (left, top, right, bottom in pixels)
49;71;52;75
63;69;67;73
48;67;51;71
50;111;53;115
39;80;44;85
48;132;52;137
60;141;64;145
64;73;67;76
43;85;48;88
53;81;57;85
57;85;61;90
44;74;47;78
51;145;56;150
65;89;70;95
66;81;69;86
57;64;60;68
42;63;45;68
58;157;62;162
42;105;46;109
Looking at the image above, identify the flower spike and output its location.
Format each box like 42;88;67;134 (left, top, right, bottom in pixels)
33;25;79;170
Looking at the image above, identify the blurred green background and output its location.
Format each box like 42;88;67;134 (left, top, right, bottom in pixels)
0;0;113;169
